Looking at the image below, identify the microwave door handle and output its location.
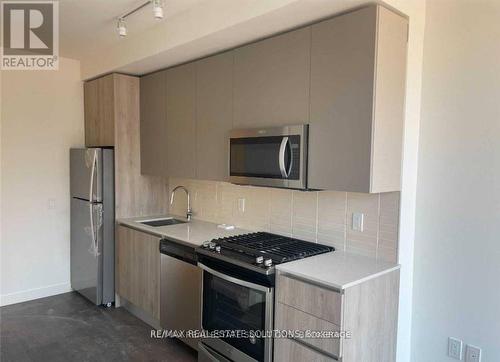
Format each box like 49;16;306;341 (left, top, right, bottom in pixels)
279;137;289;178
287;138;293;177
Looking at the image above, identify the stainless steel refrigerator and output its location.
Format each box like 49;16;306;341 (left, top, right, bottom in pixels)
70;148;114;306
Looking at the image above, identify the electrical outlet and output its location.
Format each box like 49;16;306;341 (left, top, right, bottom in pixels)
237;198;246;213
48;198;56;210
465;344;481;362
352;212;364;232
448;337;463;360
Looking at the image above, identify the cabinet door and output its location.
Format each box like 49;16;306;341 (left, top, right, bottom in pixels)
140;70;167;176
195;52;233;181
274;338;335;362
116;226;160;320
165;63;196;178
84;74;115;147
233;27;310;128
308;7;377;192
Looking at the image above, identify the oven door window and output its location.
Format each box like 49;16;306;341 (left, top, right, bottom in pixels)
202;272;267;361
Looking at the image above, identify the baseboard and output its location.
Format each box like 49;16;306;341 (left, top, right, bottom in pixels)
0;282;72;307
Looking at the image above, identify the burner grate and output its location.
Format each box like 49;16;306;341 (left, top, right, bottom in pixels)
215;232;334;264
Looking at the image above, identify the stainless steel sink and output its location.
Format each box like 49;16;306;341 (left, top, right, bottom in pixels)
139;218;186;227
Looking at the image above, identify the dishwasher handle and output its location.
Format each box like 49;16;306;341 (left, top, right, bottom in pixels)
159;239;197;265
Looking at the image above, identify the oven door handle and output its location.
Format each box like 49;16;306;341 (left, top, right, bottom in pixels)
198;263;272;293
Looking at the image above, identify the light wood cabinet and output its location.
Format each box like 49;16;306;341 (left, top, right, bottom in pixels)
195;52;234;181
274;270;400;362
275;338;335;362
140;70;167;176
116;225;160;321
84;73;168;219
84;74;115;147
233;27;311;128
308;6;408;193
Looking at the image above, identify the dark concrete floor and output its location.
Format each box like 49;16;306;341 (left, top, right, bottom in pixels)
0;292;197;362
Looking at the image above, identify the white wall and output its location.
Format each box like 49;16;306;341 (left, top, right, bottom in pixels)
412;1;500;361
381;1;426;360
0;57;84;306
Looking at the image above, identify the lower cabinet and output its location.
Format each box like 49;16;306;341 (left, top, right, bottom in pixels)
274;270;400;362
116;225;160;321
274;338;336;362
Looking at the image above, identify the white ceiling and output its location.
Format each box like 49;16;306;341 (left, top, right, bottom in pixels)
60;0;401;78
59;0;206;60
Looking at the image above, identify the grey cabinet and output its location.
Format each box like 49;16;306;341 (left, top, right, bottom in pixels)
165;63;197;179
138;5;407;191
195;52;234;181
140;70;167;176
140;64;196;179
308;6;408;193
233;27;311;128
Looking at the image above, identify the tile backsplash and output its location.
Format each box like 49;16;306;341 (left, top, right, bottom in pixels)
168;178;400;262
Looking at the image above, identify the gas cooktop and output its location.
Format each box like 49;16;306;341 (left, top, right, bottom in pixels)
197;232;334;274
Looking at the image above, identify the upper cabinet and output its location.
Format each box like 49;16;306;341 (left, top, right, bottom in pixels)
84;74;115;147
195;52;234;181
138;5;407;193
233;28;311;128
308;6;408;193
139;65;197;179
140;70;167;176
84;73;168;218
165;63;197;179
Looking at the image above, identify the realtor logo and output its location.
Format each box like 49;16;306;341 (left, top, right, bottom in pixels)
1;1;59;70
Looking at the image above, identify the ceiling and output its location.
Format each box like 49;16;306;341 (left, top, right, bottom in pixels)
59;0;402;78
59;0;206;60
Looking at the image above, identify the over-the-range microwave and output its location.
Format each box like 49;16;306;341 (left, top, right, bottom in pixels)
229;124;308;189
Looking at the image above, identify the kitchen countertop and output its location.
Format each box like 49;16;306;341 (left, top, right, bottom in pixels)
276;251;400;290
118;215;399;289
116;215;250;248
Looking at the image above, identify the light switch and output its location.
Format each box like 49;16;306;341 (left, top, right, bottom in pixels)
465;344;481;362
448;337;463;360
352;212;364;232
237;198;246;213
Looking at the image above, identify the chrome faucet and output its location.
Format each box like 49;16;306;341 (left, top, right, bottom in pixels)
170;185;192;221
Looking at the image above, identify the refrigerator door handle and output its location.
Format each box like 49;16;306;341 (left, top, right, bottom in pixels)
89;203;101;257
89;203;96;256
89;150;97;202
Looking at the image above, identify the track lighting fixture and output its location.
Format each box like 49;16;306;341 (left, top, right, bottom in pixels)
152;0;164;19
116;0;165;37
117;18;127;37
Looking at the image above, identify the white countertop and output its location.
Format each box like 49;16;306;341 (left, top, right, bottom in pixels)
118;215;399;289
116;215;250;248
276;251;400;290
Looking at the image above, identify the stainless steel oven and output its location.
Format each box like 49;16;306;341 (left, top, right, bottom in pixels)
197;257;274;362
229;125;308;189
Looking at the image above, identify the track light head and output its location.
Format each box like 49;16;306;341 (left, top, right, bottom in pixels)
152;0;164;19
117;18;127;37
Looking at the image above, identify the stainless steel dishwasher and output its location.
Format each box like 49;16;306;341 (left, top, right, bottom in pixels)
160;239;202;351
